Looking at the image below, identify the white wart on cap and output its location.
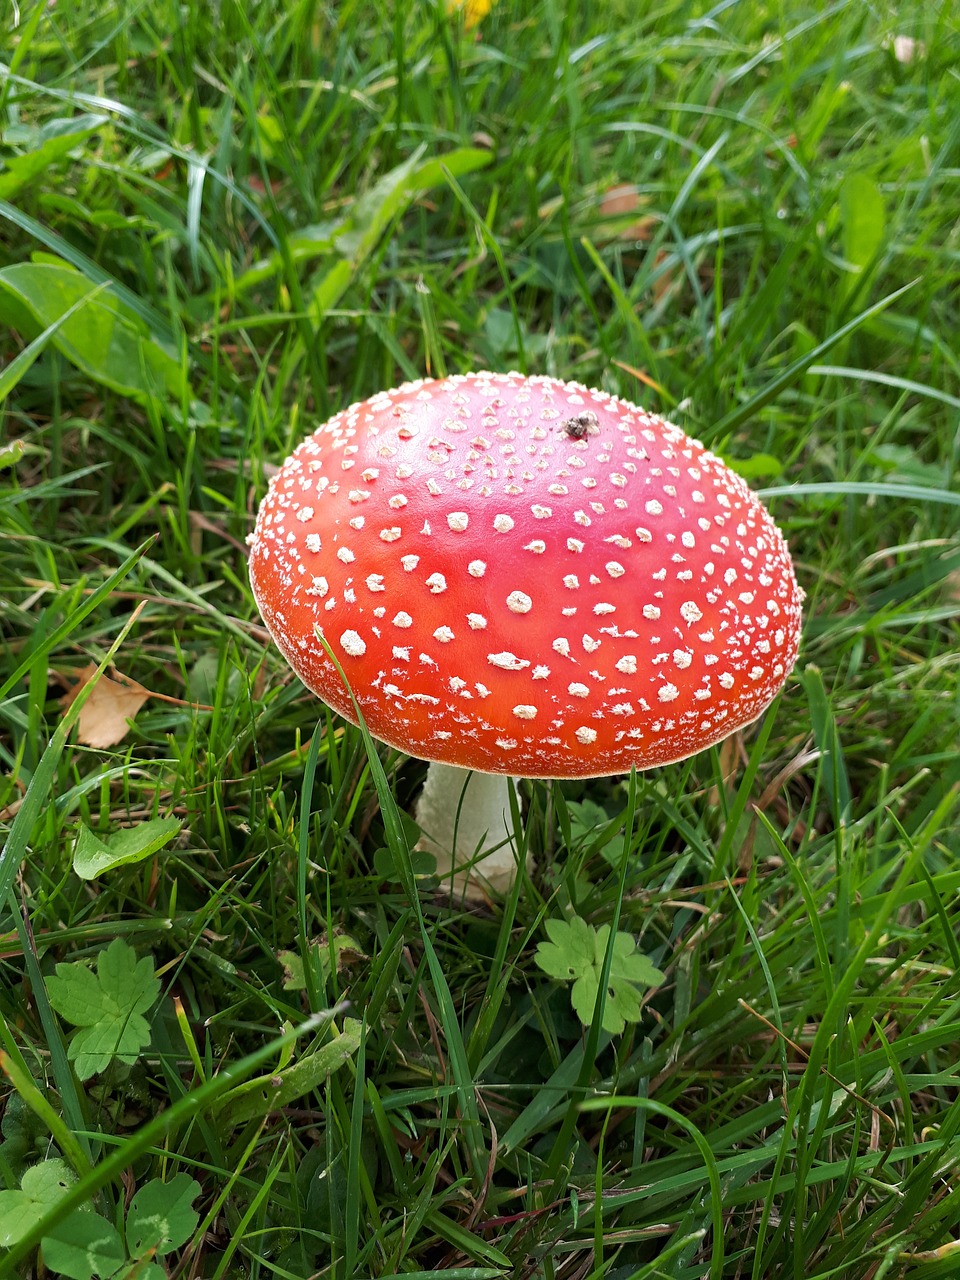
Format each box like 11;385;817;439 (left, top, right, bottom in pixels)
248;372;803;779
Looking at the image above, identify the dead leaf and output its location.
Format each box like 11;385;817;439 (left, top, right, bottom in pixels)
596;187;677;300
597;185;656;243
651;247;674;304
60;663;153;749
188;509;250;555
611;360;668;397
707;731;742;807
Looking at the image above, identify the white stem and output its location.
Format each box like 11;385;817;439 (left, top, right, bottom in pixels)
414;762;528;900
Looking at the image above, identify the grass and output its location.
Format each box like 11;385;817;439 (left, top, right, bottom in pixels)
1;0;959;1276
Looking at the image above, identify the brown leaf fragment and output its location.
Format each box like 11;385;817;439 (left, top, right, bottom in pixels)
597;185;656;242
60;663;153;749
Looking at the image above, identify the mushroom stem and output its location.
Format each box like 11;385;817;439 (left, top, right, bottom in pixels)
414;763;527;900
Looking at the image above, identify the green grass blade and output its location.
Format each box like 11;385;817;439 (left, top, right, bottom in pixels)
712;279;919;436
0;282;110;402
0;1008;345;1276
758;480;960;507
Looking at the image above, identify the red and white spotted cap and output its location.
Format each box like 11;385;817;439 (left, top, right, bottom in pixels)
248;372;803;778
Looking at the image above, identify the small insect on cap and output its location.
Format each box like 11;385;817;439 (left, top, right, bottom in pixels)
248;372;803;779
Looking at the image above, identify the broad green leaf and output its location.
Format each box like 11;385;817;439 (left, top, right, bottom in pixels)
234;145;492;305
0;1047;93;1183
312;148;491;316
0;1093;46;1180
0;281;110;404
214;1019;361;1127
0;196;179;344
535;918;664;1035
0;115;108;200
68;1019;150;1082
113;1264;166;1280
73;817;182;881
566;799;626;865
0;1159;76;1247
46;939;160;1079
231;220;337;293
41;1210;124;1280
372;844;436;883
0;262;185;404
373;810;433;882
725;452;784;480
126;1174;201;1258
567;798;609;842
0;439;24;470
839;173;885;293
865;442;947;488
0;1013;341;1273
279;934;365;991
45;962;102;1027
570;968;641;1032
535;916;598;981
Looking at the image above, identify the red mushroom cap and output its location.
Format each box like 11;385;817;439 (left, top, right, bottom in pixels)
248;372;803;778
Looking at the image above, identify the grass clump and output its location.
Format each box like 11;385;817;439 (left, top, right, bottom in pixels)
1;1;959;1277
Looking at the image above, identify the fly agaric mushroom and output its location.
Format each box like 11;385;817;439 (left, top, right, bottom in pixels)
248;372;803;898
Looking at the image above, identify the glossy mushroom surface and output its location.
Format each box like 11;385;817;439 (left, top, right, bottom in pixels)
249;372;803;779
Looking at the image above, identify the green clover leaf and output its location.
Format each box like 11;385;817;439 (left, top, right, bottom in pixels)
535;917;664;1035
41;1210;124;1280
0;1159;76;1247
567;799;626;865
126;1173;201;1258
11;1167;201;1280
46;938;160;1079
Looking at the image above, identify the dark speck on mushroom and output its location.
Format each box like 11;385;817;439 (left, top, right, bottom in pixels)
562;410;600;440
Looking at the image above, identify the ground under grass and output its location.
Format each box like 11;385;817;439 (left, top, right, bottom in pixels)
1;1;959;1277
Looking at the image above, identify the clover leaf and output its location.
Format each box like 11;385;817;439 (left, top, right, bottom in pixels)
46;938;160;1079
534;916;664;1034
0;1159;76;1247
9;1170;202;1280
126;1173;201;1258
41;1210;125;1280
567;799;626;866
